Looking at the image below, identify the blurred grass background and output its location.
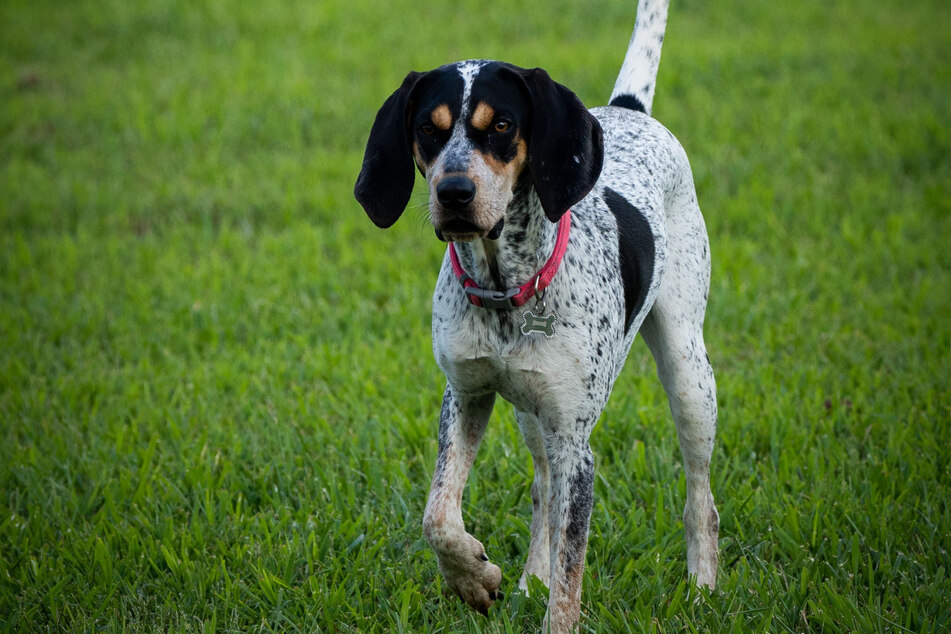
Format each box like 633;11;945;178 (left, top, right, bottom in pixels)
1;0;949;631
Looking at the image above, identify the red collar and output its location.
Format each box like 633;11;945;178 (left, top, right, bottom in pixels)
447;211;571;310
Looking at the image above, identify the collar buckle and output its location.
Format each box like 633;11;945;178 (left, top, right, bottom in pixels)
464;286;520;310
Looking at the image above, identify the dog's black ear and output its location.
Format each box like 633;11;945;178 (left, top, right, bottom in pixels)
354;71;424;228
514;67;604;222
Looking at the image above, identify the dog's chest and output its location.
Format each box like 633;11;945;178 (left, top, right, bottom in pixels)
432;301;555;381
435;321;590;413
431;263;627;413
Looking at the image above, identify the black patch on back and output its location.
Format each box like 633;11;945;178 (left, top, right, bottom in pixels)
608;94;647;114
603;187;654;332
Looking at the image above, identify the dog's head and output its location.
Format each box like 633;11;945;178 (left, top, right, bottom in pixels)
354;61;603;242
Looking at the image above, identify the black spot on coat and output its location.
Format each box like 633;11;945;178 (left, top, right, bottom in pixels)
603;187;654;332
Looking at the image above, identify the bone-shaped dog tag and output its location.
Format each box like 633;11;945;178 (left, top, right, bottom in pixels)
521;310;557;337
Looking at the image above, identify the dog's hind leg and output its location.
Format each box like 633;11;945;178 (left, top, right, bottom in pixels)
515;411;551;593
640;190;720;589
422;387;503;613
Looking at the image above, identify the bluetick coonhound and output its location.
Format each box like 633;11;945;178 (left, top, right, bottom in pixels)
354;1;719;630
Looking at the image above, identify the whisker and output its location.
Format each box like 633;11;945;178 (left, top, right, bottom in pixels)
409;193;433;230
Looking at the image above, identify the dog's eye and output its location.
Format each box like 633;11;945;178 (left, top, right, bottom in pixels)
420;122;436;136
493;119;512;133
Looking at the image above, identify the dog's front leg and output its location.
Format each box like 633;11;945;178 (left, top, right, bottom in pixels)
422;386;502;614
544;439;595;634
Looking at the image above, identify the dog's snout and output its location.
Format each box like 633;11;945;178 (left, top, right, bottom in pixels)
436;176;476;210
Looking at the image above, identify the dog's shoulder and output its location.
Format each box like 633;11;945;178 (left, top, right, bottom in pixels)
590;106;690;180
581;105;692;229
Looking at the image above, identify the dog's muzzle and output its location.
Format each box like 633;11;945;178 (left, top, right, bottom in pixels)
432;175;505;241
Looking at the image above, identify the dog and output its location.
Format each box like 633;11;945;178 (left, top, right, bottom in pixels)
354;1;719;630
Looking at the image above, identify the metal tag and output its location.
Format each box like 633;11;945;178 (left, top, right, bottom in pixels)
521;310;557;337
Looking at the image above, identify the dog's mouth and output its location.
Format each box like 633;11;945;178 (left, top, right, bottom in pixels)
435;218;505;242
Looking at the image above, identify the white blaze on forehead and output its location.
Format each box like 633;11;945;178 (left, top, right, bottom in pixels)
456;60;490;119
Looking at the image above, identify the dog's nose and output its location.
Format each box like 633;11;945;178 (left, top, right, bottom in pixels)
436;176;476;210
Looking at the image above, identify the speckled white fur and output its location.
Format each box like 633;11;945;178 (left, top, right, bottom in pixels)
408;4;719;633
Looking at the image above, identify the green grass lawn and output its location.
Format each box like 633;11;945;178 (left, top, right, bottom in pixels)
1;0;949;631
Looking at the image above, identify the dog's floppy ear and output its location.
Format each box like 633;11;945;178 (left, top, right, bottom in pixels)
354;71;424;228
513;67;604;222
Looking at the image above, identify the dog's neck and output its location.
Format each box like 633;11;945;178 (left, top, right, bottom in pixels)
451;180;558;292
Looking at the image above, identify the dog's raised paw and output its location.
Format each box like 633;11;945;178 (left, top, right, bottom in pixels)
437;537;503;614
447;557;502;613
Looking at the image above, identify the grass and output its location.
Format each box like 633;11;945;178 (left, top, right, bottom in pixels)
1;0;949;631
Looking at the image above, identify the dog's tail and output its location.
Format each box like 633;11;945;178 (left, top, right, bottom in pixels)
608;0;670;116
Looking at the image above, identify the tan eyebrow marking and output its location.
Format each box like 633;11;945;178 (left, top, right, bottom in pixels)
431;104;452;130
470;102;496;131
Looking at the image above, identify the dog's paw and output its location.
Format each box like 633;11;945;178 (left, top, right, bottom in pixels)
437;536;503;614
